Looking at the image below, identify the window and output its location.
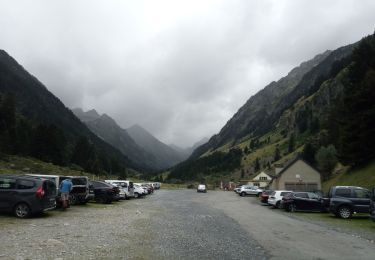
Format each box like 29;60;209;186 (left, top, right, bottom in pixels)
353;189;370;198
259;177;268;181
294;193;308;198
72;178;87;185
17;180;35;189
280;192;291;196
0;178;16;189
335;188;351;198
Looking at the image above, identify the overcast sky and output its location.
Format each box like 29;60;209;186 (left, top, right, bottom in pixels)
0;0;374;147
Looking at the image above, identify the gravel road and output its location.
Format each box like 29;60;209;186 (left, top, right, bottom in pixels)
0;190;374;260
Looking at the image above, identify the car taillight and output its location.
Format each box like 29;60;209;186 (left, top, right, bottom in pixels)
36;186;45;199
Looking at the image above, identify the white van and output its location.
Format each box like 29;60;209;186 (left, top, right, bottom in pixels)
104;180;134;199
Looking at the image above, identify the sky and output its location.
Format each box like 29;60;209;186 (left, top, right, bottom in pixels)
0;0;375;147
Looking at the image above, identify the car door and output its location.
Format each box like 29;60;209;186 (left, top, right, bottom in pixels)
352;188;371;213
0;177;17;210
294;193;309;210
307;192;323;211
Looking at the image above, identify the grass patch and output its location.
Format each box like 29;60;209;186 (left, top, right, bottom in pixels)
323;160;375;193
289;211;375;234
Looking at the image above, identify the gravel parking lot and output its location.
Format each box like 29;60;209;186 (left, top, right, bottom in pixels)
0;190;374;260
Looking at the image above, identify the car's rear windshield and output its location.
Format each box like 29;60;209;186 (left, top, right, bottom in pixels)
71;178;87;185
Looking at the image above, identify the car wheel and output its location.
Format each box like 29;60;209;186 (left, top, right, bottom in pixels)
257;192;262;197
134;192;139;198
69;195;77;205
275;201;281;209
241;192;246;197
338;206;352;219
14;203;31;218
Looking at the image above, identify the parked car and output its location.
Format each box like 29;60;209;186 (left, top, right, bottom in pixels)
282;192;326;212
133;184;147;198
153;182;161;190
327;186;371;219
60;176;92;205
142;184;154;194
234;185;243;193
259;190;273;203
0;175;56;218
268;190;293;208
370;188;375;222
104;180;128;200
238;185;263;197
26;173;62;195
197;184;207;193
89;181;119;203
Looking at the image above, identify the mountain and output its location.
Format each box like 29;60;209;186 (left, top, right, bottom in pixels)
169;137;210;158
191;44;355;159
0;50;138;173
127;124;186;168
169;33;374;182
72;108;165;171
73;110;186;171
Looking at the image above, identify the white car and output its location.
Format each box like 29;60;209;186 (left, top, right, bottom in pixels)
268;190;293;208
104;180;127;199
238;185;263;197
133;184;147;198
104;180;134;199
197;184;207;193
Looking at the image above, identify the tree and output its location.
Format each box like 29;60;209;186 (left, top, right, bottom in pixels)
0;93;16;153
315;145;338;179
335;33;375;166
274;145;281;162
240;168;245;178
254;157;260;172
30;124;67;165
288;134;295;153
302;142;317;165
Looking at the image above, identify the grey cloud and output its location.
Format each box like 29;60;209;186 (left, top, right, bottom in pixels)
0;0;375;147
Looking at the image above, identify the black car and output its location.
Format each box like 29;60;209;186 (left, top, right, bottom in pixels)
0;175;56;218
89;181;118;204
282;192;326;212
328;186;371;219
370;188;375;222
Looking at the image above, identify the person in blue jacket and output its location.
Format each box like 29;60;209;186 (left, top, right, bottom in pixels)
60;178;73;209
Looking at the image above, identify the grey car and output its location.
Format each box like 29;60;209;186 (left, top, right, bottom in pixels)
0;175;56;218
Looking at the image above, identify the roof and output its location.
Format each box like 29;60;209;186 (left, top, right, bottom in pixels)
272;157;321;180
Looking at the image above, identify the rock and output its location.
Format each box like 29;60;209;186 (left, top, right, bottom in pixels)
46;239;66;247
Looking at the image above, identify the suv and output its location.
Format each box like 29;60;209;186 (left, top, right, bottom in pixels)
370;188;375;222
197;184;207;193
62;176;92;204
268;190;293;208
328;186;371;219
0;175;56;218
238;185;263;197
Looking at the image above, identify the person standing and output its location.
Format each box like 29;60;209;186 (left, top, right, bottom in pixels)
60;178;73;210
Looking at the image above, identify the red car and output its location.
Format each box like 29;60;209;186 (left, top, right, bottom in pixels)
259;190;273;203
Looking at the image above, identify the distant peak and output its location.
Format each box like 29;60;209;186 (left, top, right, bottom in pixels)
86;109;100;118
71;107;84;113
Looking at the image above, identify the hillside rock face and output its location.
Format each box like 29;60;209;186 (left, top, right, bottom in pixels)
191;43;356;159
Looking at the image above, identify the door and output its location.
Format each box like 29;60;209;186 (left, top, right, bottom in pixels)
293;193;310;210
352;188;371;213
0;177;17;209
307;192;323;211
